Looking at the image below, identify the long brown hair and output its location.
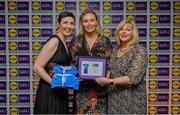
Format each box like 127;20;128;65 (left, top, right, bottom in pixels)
78;9;101;40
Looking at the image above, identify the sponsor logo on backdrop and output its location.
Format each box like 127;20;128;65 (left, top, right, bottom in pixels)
8;1;16;11
80;2;87;10
103;2;111;11
9;94;18;103
103;28;111;37
9;81;18;90
32;1;40;11
9;28;17;37
174;2;180;10
103;15;111;24
172;68;180;76
149;106;157;114
32;15;40;24
112;2;123;11
10;107;18;115
10;68;18;77
127;2;135;11
56;1;64;11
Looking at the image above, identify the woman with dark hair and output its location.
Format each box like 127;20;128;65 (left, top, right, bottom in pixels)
33;11;75;114
69;9;112;114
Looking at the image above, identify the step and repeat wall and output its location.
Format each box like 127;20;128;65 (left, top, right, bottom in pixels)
0;0;180;114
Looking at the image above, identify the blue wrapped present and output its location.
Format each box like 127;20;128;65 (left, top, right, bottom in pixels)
51;65;79;90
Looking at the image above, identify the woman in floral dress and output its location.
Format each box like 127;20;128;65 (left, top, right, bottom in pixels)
69;9;112;114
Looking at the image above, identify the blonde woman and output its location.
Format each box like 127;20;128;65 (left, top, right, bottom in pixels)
96;19;148;114
69;9;112;114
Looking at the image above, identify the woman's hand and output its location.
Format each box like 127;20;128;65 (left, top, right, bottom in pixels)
95;77;110;86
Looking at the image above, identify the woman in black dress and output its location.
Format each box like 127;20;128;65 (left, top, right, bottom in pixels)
69;9;112;114
33;11;75;114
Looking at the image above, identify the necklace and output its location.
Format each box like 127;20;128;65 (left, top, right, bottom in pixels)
119;46;132;52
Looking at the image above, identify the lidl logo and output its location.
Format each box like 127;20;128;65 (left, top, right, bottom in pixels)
103;15;111;24
32;15;40;24
150;15;158;24
149;68;158;76
171;106;179;114
173;28;180;37
172;93;180;102
174;2;180;10
150;41;158;50
33;81;39;90
150;28;158;37
172;68;180;76
56;2;64;11
10;107;18;115
173;41;180;50
172;81;180;89
32;28;41;37
9;68;18;77
9;42;17;50
103;28;111;37
127;2;135;11
127;15;135;21
8;1;16;11
32;42;41;50
80;2;87;10
173;55;180;63
150;2;158;10
9;55;17;64
9;81;18;90
9;28;17;37
10;94;18;103
149;80;157;89
32;1;40;11
8;15;17;24
103;2;111;11
174;15;180;23
149;93;157;102
149;55;158;63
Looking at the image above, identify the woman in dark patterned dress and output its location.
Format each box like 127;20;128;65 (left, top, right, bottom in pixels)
96;19;148;114
33;11;76;114
69;9;112;114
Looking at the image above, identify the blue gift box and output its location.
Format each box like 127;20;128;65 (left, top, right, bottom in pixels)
51;65;79;90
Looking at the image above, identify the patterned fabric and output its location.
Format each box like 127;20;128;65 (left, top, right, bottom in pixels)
108;44;148;114
69;34;112;114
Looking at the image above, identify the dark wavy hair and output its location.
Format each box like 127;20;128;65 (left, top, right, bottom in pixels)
57;11;75;23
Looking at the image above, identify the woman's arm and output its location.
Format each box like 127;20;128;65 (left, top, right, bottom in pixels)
96;47;148;87
33;37;59;84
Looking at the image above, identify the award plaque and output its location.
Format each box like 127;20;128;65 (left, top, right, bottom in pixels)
78;57;107;79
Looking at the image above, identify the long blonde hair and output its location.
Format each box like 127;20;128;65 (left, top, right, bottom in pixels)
78;9;101;40
115;19;139;46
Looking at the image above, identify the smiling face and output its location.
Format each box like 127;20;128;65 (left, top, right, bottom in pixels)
118;23;133;44
82;13;98;34
58;16;75;38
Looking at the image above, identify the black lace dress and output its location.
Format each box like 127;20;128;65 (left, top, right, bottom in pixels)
69;34;112;114
34;35;75;114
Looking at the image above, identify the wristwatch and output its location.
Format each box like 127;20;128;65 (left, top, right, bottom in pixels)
110;79;114;85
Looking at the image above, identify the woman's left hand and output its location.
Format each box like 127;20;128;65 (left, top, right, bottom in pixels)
95;77;110;86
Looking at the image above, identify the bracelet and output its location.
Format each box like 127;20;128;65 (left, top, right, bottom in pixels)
110;79;114;85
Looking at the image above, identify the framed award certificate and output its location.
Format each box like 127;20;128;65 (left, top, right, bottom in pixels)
78;57;107;79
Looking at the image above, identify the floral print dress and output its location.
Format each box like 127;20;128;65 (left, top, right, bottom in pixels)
108;44;148;114
69;34;112;114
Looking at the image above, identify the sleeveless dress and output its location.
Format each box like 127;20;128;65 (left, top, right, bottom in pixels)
34;35;74;114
